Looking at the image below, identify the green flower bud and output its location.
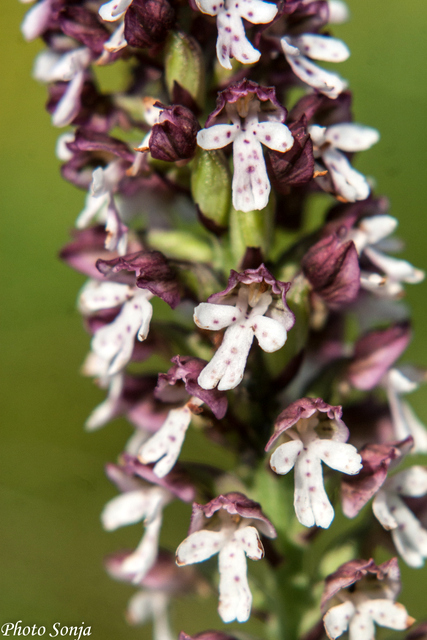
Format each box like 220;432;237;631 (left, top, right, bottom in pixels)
164;31;205;109
191;148;231;231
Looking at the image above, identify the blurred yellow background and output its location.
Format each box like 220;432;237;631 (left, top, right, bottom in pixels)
1;0;426;637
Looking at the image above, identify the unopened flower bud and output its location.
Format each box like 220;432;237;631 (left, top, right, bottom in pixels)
191;148;231;230
165;31;205;109
124;0;176;48
149;104;199;162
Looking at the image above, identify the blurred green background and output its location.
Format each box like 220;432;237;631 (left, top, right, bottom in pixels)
1;0;427;637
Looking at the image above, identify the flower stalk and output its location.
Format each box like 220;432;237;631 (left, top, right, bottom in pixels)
21;0;427;637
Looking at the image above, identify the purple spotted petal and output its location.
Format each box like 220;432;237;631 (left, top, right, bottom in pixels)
188;492;277;538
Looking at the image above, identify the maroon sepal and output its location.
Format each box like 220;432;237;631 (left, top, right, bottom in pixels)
188;492;277;538
341;438;413;518
96;250;181;308
301;234;360;309
266;117;314;191
58;6;109;55
149;104;199;162
346;322;411;390
124;0;175;48
67;128;135;162
321;557;401;610
156;356;228;419
289;91;353;127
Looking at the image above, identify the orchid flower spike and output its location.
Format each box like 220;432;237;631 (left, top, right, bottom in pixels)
281;34;349;99
197;80;294;212
266;398;362;528
195;0;278;69
322;558;415;640
194;265;294;390
176;493;276;623
309;123;380;202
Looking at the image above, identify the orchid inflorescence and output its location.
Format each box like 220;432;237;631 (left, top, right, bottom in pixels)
22;0;426;637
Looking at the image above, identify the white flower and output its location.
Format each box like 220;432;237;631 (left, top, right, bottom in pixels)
97;0;130;57
194;281;293;390
79;280;153;376
102;485;172;582
33;47;92;127
372;466;427;567
176;510;264;623
324;595;413;640
195;0;277;69
90;289;153;376
281;34;349;99
269;412;362;528
348;215;425;297
197;93;293;212
309;123;380;202
138;397;204;477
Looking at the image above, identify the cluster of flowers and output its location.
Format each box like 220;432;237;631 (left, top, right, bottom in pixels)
22;0;427;637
